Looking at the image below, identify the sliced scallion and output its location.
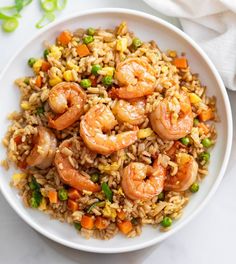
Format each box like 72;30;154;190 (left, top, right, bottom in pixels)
2;17;19;32
35;12;55;29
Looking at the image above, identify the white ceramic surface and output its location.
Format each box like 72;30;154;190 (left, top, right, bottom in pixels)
0;8;232;253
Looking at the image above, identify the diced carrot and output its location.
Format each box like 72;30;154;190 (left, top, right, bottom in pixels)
48;190;58;204
198;122;209;134
68;188;81;200
117;210;126;220
76;44;90;57
35;75;42;88
14;135;22;145
81;215;94;230
95;216;110;230
18;160;27;170
57;31;72;45
89;75;97;86
173;57;188;69
67;199;78;212
117;221;133;235
41;61;51;72
198;108;214;122
167;141;186;157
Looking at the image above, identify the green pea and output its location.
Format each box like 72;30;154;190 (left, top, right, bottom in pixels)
36;106;44;115
24;78;30;85
28;57;36;67
87;27;95;36
131;218;138;225
132;38;142;49
83;35;94;45
43;49;49;59
201;138;212;148
102;76;113;87
91;173;99;183
190;182;199;193
91;64;102;75
199;152;210;163
80;79;91;88
161;216;172;228
74;222;82;231
158;192;165;201
193;118;199;126
58;188;68;201
180;137;190;146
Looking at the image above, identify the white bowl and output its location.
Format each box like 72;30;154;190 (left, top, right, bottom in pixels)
0;8;233;253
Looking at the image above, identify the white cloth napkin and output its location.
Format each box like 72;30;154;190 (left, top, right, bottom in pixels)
144;0;236;91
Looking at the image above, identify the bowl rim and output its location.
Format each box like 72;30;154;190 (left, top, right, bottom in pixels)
0;8;233;253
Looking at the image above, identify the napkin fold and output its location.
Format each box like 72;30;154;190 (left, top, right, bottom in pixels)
144;0;236;90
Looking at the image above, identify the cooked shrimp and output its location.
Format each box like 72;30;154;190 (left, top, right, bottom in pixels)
26;126;57;169
112;99;146;125
48;82;86;130
150;91;193;140
121;160;166;200
54;139;100;192
164;153;198;191
80;104;138;155
112;58;156;99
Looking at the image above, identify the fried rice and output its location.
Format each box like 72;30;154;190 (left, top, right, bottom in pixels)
1;22;217;240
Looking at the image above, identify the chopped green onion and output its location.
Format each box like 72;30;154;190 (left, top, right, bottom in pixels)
193;118;199;126
56;0;68;11
101;182;113;202
35;12;55;29
74;222;81;231
24;78;30;85
87;201;105;213
158;192;165;201
199;151;210;163
40;0;57;12
36;106;45;115
58;188;68;201
2;17;19;32
83;35;94;45
29;177;41;190
30;190;42;208
131;218;138;225
43;49;49;59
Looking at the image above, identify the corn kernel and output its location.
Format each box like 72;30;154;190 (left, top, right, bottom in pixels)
49;45;62;60
161;66;169;73
20;101;30;110
168;50;177;58
63;70;73;82
49;76;62;86
137;128;154;139
189;93;202;104
98;67;115;76
38;197;47;211
116;37;128;52
67;61;79;71
11;173;27;186
33;59;43;73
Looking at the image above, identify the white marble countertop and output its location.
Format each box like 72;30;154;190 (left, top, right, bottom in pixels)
0;1;235;263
